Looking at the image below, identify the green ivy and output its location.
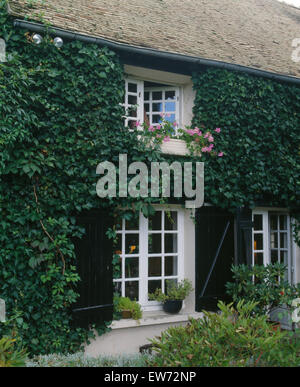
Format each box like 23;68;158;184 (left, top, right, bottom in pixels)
192;69;300;213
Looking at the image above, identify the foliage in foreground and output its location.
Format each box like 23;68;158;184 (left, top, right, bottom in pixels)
26;352;150;367
226;263;300;315
0;336;27;367
147;300;300;367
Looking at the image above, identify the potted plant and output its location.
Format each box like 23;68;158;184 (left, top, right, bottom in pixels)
114;295;142;320
149;279;193;314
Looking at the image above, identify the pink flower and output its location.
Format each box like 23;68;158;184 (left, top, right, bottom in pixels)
173;121;178;127
135;120;141;127
208;135;214;142
156;134;162;139
159;112;165;117
204;132;210;139
166;113;171;117
202;147;208;152
163;136;170;142
156;124;161;130
218;152;224;157
215;128;221;133
148;125;155;132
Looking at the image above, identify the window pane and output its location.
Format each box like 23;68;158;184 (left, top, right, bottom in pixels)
165;90;175;100
128;83;137;93
165;211;178;230
270;215;278;231
165;256;178;276
165;234;178;253
254;233;263;251
280;233;287;248
280;251;288;266
271;250;278;264
148;280;161;296
152;91;162;100
125;281;139;300
253;215;263;231
114;282;122;296
144;91;150;101
149;211;162;230
270;232;278;249
152;114;162;124
254;252;263;265
165;279;177;295
125;234;139;254
164;114;176;123
148;257;162;277
165;101;175;111
125;257;139;278
128;95;137;105
148;233;162;254
144;103;149;113
279;215;287;230
152;102;163;112
128;107;137;117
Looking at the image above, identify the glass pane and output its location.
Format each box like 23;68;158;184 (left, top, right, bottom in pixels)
165;256;178;276
270;232;278;249
254;252;263;265
152;102;163;112
152;114;162;124
270;215;278;231
128;107;137;117
280;233;287;248
144;103;149;113
164;114;176;123
152;91;162;100
280;250;288;265
125;281;139;300
279;215;287;230
253;215;263;231
253;233;263;251
271;250;278;264
128;83;137;93
128;120;137;129
165;90;175;100
148;257;162;277
165;211;178;230
128;95;137;105
149;211;162;230
165;234;178;253
148;233;162;254
125;234;139;254
148;280;161;296
125;217;139;230
125;257;139;278
165;102;175;111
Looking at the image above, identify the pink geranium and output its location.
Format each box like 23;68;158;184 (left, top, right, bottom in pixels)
218;152;224;157
163;136;170;142
215;128;221;133
208;135;214;142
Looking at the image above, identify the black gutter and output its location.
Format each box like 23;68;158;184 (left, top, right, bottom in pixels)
14;19;300;87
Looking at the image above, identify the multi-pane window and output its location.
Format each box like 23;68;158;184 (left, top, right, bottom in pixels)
123;78;180;131
114;209;183;309
252;211;291;280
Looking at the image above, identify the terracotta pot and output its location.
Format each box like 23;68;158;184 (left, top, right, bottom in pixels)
121;310;132;319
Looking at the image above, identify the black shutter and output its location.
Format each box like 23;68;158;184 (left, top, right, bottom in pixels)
72;209;113;328
235;208;254;266
195;206;234;312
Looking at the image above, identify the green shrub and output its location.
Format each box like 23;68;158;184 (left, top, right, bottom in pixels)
148;279;193;302
114;295;142;320
147;300;300;367
0;336;27;367
226;263;300;315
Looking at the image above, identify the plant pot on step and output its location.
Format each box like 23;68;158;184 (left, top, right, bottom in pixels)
163;300;183;314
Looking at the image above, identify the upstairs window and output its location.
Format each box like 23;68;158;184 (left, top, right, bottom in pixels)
124;78;180;131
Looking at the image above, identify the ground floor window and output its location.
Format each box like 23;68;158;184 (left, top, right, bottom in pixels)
114;208;184;310
252;210;292;280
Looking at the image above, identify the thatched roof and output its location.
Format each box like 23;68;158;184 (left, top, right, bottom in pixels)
8;0;300;78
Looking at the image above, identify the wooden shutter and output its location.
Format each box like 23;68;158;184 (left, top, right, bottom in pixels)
195;206;234;312
235;208;254;266
72;209;113;328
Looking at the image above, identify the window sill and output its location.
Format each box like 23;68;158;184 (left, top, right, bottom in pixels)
160;138;188;156
110;310;203;330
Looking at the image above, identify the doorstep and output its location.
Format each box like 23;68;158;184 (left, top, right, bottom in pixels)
110;310;203;330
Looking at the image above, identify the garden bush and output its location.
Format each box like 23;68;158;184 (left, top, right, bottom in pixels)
147;300;300;367
0;335;27;367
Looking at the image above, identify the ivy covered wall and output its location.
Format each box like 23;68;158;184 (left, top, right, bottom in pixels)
192;69;300;212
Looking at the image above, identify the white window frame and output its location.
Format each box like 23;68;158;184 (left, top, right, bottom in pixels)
114;208;184;311
124;76;181;131
252;210;292;282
